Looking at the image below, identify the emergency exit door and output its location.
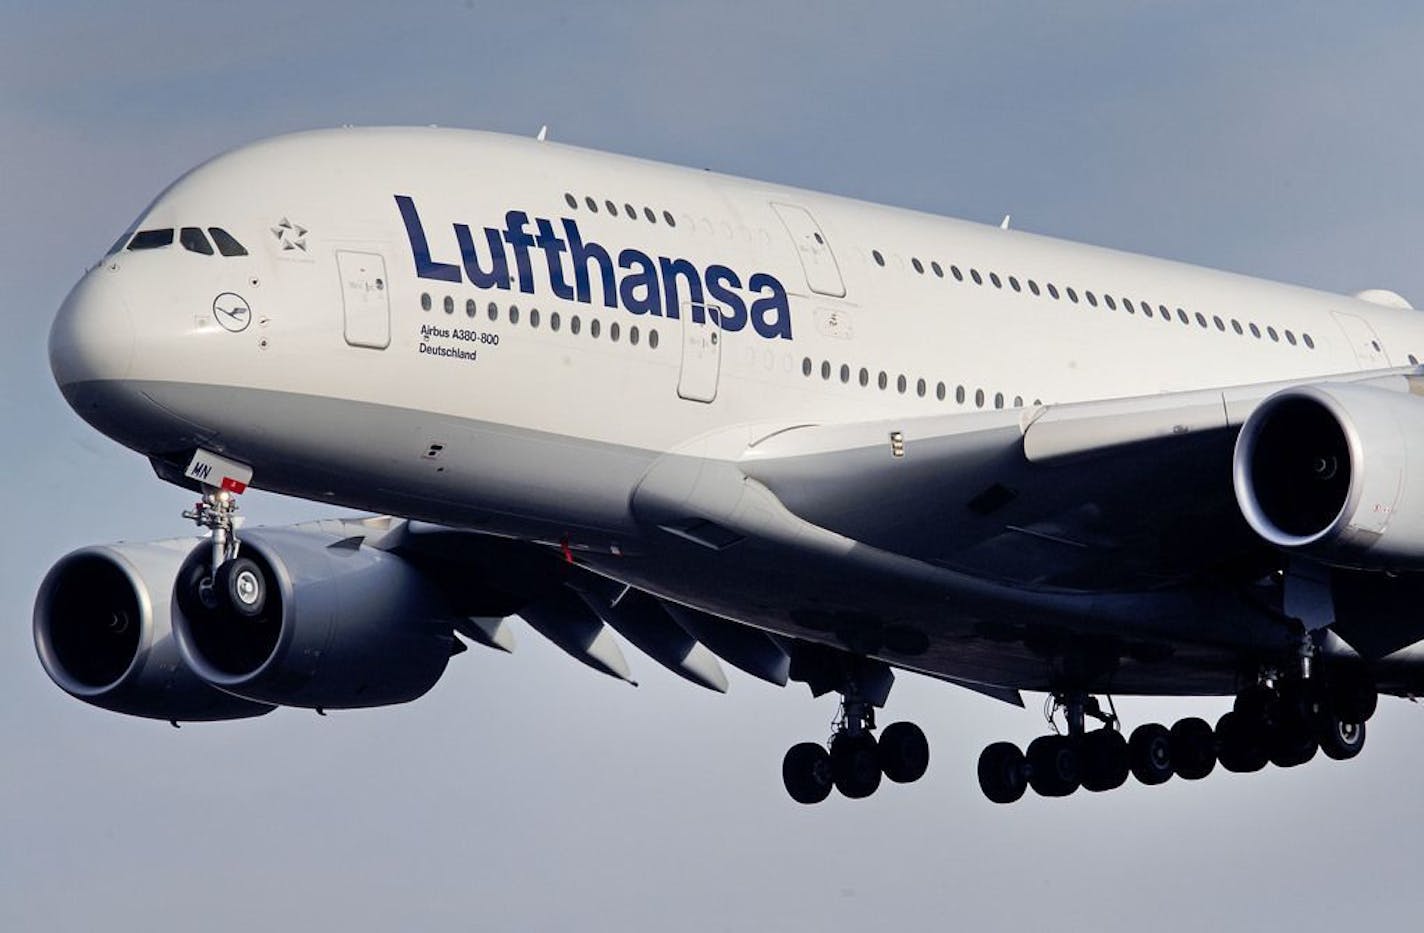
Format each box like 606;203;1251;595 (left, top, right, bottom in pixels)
338;250;390;349
677;304;721;403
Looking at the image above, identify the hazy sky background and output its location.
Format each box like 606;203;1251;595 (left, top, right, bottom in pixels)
5;3;1424;930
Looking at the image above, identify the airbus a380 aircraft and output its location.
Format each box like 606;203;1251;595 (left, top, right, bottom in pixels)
39;126;1424;805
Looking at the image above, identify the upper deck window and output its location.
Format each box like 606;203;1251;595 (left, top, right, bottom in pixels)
127;228;174;250
208;228;248;256
180;227;214;255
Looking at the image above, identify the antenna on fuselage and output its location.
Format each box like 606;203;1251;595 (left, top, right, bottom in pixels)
536;124;549;142
1000;214;1012;230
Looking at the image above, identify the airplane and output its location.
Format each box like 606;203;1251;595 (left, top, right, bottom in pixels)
36;126;1424;806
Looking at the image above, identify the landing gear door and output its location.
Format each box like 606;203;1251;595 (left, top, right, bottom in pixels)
338;250;390;349
771;202;845;298
677;303;721;403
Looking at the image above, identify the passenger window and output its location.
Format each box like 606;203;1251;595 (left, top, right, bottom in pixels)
644;207;656;223
989;272;1001;289
1104;295;1115;310
873;250;886;267
180;227;213;255
1028;280;1040;296
1066;287;1078;303
1047;284;1059;299
1304;334;1315;349
662;211;676;227
565;193;578;209
209;226;249;256
629;325;639;345
1009;276;1021;292
912;258;924;274
932;261;944;278
1085;291;1097;307
127;228;174;250
585;197;598;212
952;265;964;281
971;269;983;285
1123;299;1135;313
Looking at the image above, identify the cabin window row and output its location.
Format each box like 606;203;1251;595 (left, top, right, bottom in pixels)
800;356;1035;410
420;293;660;349
564;193;677;228
868;250;1316;350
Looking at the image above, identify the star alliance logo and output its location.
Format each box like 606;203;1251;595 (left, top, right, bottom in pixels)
271;217;308;252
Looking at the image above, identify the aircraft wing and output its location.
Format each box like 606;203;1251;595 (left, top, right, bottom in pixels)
734;368;1420;591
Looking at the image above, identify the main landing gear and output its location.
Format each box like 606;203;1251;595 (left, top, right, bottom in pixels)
182;487;269;619
976;674;1376;804
782;691;930;805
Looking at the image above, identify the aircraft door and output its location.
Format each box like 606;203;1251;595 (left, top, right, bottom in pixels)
1331;311;1391;368
338;250;390;349
772;202;846;298
677;304;721;403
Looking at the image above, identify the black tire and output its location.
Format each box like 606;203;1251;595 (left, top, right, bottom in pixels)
1027;735;1080;797
1317;715;1366;761
1215;711;1268;773
1128;723;1174;786
878;721;930;784
977;742;1027;804
1330;677;1378;724
830;732;881;799
217;556;267;619
782;742;833;804
1171;716;1217;781
1079;729;1129;792
1267;710;1318;768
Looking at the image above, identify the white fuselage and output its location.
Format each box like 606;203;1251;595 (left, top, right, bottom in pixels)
49;127;1424;693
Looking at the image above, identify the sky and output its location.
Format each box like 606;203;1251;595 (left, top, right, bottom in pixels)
4;2;1424;930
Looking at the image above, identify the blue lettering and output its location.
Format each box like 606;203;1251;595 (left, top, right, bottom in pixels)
704;264;746;332
396;195;460;283
502;210;537;294
562;218;618;308
617;248;660;316
454;223;510;290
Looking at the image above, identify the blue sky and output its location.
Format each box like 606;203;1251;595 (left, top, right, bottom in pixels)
5;3;1424;930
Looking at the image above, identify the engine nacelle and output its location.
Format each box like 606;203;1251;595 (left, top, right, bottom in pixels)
173;526;457;709
1234;381;1424;569
33;540;275;722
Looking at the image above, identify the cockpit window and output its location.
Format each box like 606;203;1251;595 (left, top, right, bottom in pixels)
127;228;174;250
180;227;214;255
208;227;248;257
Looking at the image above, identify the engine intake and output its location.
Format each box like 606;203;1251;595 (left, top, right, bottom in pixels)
1235;381;1424;569
33;541;275;721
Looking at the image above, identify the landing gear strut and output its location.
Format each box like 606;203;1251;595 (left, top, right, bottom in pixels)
182;487;267;619
781;669;929;805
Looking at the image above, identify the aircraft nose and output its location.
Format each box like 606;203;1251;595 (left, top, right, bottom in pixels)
50;267;134;392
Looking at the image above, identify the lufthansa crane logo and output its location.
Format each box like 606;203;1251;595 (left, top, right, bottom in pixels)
213;292;252;333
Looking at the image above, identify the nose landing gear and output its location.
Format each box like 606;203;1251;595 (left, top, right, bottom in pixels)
183;486;268;620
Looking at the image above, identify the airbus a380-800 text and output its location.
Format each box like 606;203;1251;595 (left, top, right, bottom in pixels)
39;127;1424;804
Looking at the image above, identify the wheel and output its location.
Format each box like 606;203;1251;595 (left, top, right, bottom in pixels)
782;742;833;804
1170;717;1217;781
878;721;929;784
1317;715;1367;761
216;557;267;619
1215;711;1268;773
1267;710;1318;768
830;732;881;799
1027;735;1080;797
1128;723;1173;786
1329;677;1378;724
977;742;1027;804
1079;729;1129;792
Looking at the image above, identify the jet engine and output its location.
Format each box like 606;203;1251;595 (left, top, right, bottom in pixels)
34;540;276;722
172;526;458;710
1234;381;1424;570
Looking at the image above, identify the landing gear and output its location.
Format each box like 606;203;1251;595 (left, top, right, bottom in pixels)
972;667;1378;803
779;680;929;804
182;487;268;621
